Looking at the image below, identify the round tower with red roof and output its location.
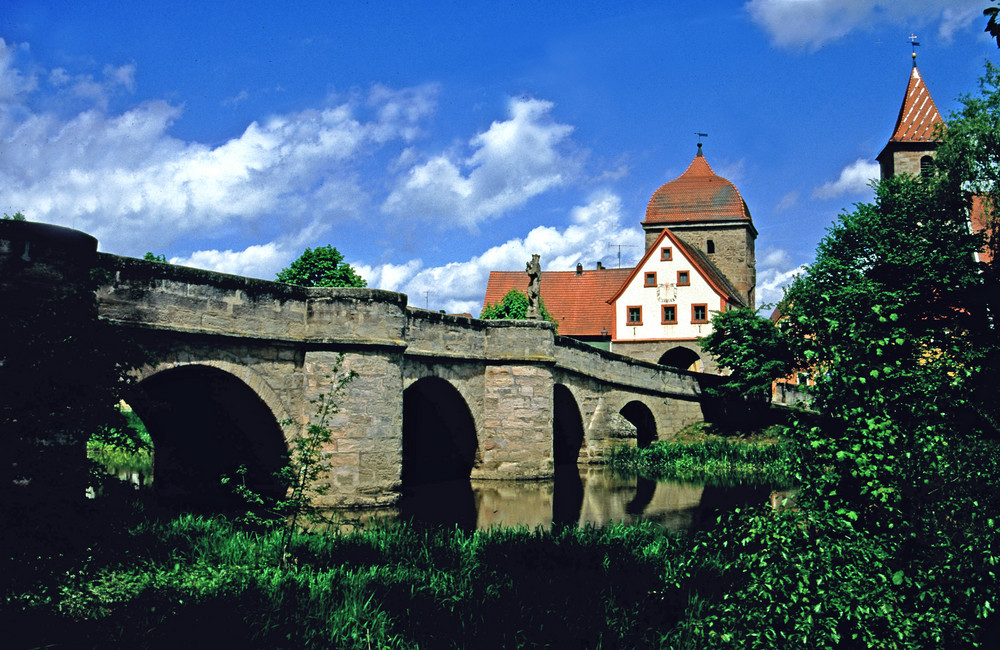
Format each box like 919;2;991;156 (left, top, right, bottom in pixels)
641;143;757;307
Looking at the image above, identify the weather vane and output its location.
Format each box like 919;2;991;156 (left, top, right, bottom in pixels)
695;132;708;152
909;33;920;66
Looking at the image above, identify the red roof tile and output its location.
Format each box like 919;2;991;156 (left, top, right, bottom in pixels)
888;65;943;143
642;149;751;225
483;268;632;337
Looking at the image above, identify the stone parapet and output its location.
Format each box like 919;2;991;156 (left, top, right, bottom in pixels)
554;336;701;398
95;253;408;345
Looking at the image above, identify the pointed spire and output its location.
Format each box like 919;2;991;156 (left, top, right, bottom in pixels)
888;63;942;143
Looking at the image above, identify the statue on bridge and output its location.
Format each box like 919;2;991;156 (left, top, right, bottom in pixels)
525;254;542;319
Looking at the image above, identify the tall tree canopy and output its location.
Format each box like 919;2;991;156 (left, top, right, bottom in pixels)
694;63;1000;645
275;245;366;288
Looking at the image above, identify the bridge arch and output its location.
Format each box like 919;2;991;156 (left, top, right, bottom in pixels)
402;377;480;487
619;400;658;448
135;358;294;426
553;384;585;466
130;362;290;505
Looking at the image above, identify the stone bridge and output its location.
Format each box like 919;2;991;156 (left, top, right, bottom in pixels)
3;222;714;508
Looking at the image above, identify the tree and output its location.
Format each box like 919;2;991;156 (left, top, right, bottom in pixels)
142;252;167;263
2;211;26;221
275;245;366;288
699;306;794;415
693;65;1000;645
480;288;557;329
986;6;1000;48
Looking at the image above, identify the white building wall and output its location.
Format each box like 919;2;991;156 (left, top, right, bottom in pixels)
613;242;725;342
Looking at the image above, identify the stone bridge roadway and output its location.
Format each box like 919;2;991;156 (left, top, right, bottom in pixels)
94;253;714;508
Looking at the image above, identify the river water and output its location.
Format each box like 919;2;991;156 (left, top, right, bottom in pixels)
94;462;783;532
328;466;783;532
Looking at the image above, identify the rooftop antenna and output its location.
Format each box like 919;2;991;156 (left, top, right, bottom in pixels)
695;132;708;155
424;290;430;309
612;243;641;268
908;33;920;66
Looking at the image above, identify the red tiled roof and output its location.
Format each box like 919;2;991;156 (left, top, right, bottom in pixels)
483;268;632;337
888;65;943;143
642;149;751;225
605;228;746;307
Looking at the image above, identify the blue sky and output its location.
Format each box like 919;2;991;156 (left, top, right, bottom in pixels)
1;1;996;313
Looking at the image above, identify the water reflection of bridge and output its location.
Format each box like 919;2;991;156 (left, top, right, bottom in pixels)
354;467;778;531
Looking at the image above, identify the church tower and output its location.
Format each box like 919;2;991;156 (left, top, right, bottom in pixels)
640;144;757;307
876;53;943;180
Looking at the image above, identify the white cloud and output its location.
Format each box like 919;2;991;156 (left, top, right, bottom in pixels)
0;43;440;256
745;0;982;50
171;241;292;279
755;246;806;307
362;191;642;314
812;158;879;199
775;191;799;212
0;38;37;102
382;97;580;230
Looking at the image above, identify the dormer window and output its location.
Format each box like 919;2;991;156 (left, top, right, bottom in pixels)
677;270;690;286
660;247;672;261
644;271;657;287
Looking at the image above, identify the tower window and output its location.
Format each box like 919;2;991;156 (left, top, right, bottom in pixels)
920;155;934;178
706;239;715;254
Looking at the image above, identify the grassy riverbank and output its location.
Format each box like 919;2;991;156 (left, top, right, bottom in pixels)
1;497;727;649
607;423;797;485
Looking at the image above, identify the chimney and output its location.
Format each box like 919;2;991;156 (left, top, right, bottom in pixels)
596;261;604;270
576;263;583;275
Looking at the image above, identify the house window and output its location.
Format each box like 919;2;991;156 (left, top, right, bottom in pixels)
660;247;672;261
706;239;715;254
677;270;690;286
627;306;642;325
661;304;677;324
644;271;657;287
691;304;708;323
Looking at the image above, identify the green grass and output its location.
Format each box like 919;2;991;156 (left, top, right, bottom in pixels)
0;500;717;649
607;427;797;486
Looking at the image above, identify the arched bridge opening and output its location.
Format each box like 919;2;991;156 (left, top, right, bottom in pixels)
552;384;586;525
402;377;479;488
619;400;657;448
553;384;585;466
131;365;288;507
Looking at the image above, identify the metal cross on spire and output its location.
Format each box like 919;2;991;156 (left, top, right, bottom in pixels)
909;33;920;66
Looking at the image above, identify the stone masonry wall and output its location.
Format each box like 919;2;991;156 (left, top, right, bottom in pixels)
4;234;734;508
